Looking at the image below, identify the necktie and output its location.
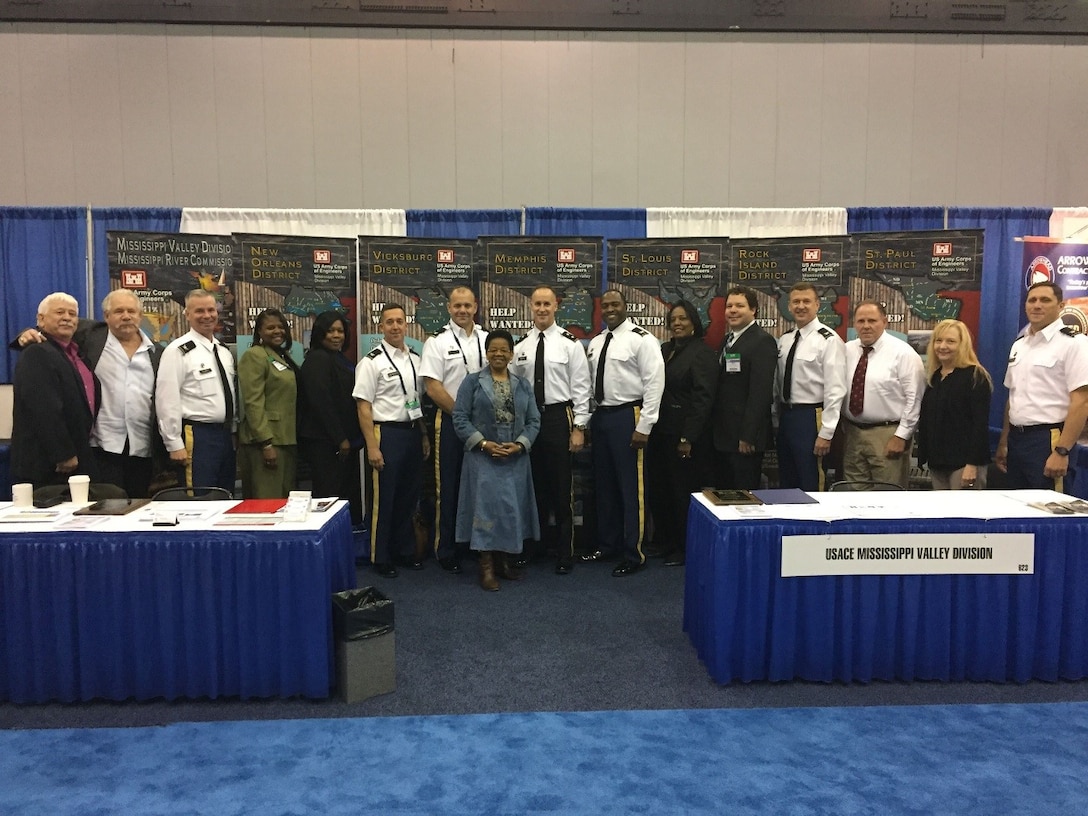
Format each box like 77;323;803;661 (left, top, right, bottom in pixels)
534;332;546;408
724;332;734;349
213;343;235;427
594;332;613;405
848;345;872;417
782;334;799;404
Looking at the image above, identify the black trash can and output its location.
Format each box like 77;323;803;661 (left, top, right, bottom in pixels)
331;587;395;702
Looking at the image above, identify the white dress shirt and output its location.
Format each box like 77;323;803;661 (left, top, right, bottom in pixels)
156;329;237;452
843;331;925;439
353;340;424;422
1005;318;1088;426
511;323;592;427
776;319;847;441
586;318;665;435
419;321;487;409
91;330;156;457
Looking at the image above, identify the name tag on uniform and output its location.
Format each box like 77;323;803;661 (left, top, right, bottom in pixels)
516;352;528;364
405;398;423;421
447;347;461;356
271;360;289;372
382;367;399;381
723;352;741;373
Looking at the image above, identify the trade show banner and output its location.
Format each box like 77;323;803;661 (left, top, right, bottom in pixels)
852;229;984;354
726;236;852;344
1021;237;1088;335
106;230;235;345
607;238;728;347
358;237;476;353
477;236;602;339
234;233;357;360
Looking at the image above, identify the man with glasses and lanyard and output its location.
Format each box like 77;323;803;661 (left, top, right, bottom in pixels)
420;286;488;574
355;303;431;578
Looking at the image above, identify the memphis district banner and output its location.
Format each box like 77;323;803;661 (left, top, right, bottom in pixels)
232;233;357;361
1021;237;1088;335
477;236;603;340
107;230;235;345
606;238;728;348
358;237;477;353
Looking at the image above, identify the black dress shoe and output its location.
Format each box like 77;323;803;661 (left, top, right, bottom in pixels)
438;557;463;574
580;549;609;563
611;560;644;577
373;562;398;578
514;555;530;568
663;551;685;567
396;555;424;571
644;544;669;559
555;559;572;575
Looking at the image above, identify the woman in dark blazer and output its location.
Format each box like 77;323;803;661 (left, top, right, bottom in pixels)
646;300;720;566
917;319;993;490
297;311;364;524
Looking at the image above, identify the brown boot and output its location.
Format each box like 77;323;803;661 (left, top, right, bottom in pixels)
478;551;500;591
495;552;525;581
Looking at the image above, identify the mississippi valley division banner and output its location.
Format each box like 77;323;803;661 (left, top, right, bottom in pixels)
358;237;476;353
233;234;357;362
107;230;235;345
726;236;852;345
606;238;727;348
852;229;984;354
1021;238;1088;335
477;237;602;339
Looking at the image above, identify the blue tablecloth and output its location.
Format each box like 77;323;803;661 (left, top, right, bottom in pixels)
684;500;1088;684
0;506;356;703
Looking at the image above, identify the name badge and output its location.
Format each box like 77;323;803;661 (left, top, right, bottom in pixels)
382;367;399;381
405;398;423;421
724;353;742;373
271;360;289;372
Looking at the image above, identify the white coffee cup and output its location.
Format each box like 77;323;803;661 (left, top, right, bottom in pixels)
68;474;91;504
12;482;33;508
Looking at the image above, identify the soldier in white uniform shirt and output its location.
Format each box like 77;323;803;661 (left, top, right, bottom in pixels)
355;303;431;578
996;281;1088;490
841;299;925;489
585;289;665;576
156;289;237;493
775;282;847;492
510;286;592;574
419;286;487;574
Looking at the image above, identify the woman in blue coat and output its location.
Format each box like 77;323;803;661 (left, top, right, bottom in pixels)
453;329;541;591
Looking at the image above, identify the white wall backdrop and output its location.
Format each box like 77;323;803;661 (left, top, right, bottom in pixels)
1;24;1086;209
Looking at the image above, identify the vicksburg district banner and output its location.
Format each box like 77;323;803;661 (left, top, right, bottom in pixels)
607;238;728;349
234;233;357;363
478;237;603;339
358;237;477;354
107;230;235;346
1021;238;1088;335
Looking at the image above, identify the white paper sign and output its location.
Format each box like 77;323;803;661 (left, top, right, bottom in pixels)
781;533;1035;577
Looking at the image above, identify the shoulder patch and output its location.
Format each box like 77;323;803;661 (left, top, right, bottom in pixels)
179;340;197;354
431;327;448;337
561;330;577;342
631;326;648;337
1061;326;1078;337
818;327;834;339
366;347;383;359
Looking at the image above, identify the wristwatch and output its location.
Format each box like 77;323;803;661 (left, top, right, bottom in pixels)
1055;446;1071;456
679;437;690;445
573;424;586;431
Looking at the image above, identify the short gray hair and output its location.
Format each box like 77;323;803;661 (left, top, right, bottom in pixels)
102;288;143;314
37;292;78;316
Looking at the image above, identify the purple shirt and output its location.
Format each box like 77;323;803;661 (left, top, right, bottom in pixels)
55;336;97;416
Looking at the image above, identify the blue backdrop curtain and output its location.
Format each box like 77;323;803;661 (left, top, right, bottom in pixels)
0;207;88;382
947;207;1053;433
406;209;521;239
90;208;181;317
523;208;647;290
846;206;946;233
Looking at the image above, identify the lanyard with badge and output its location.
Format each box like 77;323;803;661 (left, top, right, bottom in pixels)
453;330;483;369
381;345;423;420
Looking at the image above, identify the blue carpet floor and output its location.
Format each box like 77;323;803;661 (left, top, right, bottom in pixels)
3;702;1087;815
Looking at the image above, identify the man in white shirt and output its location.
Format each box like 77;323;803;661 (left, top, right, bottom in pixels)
996;281;1088;490
156;289;238;493
841;299;926;488
419;286;487;574
510;286;592;574
775;283;847;492
355;303;431;577
585;289;665;576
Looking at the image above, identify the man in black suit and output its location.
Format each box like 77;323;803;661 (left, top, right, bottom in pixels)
14;289;163;497
10;292;101;488
711;285;777;489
